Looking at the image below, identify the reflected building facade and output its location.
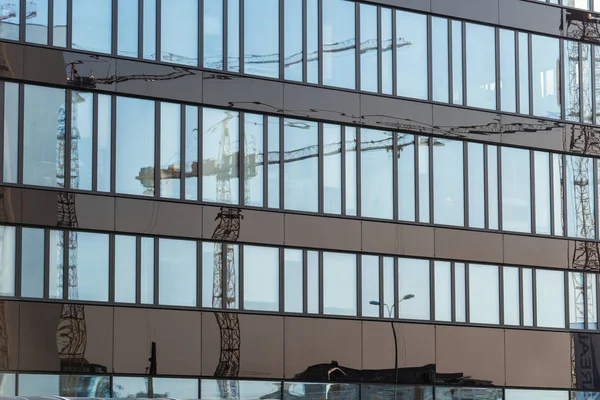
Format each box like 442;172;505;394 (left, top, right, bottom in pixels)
4;0;600;398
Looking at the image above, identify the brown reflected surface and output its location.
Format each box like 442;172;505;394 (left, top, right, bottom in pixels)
0;301;18;371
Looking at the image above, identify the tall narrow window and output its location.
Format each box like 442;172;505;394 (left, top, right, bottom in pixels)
523;268;534;326
118;0;138;57
569;271;586;329
345;127;358;216
0;226;15;297
554;154;564;236
268;117;280;208
398;258;430;320
488;145;499;230
71;91;94;191
227;0;240;72
53;0;67;47
583;43;593;123
185;106;199;201
306;0;319;84
469;264;500;324
26;0;48;44
361;129;393;219
244;246;279;311
323;0;355;89
97;94;112;193
536;269;566;328
566;156;595;239
48;230;63;299
398;133;416;222
500;29;516;113
361;255;379;318
532;35;561;119
396;11;428;99
72;0;112;54
534;151;551;235
432;17;449;103
284;249;303;313
433;139;464;226
115;235;136;303
502;147;531;233
518;32;530;114
3;82;18;183
466;23;496;110
434;261;451;321
565;40;581;121
452;21;463;105
159;239;197;307
468;143;485;229
381;8;393;95
161;0;198;66
418;137;430;223
143;0;156;60
204;0;223;69
284;0;303;81
383;257;394;319
360;4;378;92
323;124;342;214
284;119;318;212
323;252;356;316
69;232;109;302
307;250;319;314
245;114;264;207
245;0;279;77
455;262;466;322
141;237;154;304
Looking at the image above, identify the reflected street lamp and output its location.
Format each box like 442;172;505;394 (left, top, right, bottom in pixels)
370;294;415;384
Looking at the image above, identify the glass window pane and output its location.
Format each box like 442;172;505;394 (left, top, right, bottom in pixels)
435;261;451;321
360;4;378;93
469;264;499;324
113;376;149;397
504;266;520;326
284;0;303;81
564;0;591;8
0;1;19;40
118;0;138;57
306;0;319;84
536;269;566;328
323;0;355;89
97;94;111;193
519;32;530;114
452;20;463;104
21;228;44;298
116;97;155;196
596;46;600;122
506;390;568;400
161;0;198;66
361;129;393;219
226;244;240;310
203;108;240;204
345;127;357;216
204;0;223;69
244;113;264;207
523;268;534;326
500;29;516;113
0;373;15;396
72;0;112;53
284;382;359;400
468;143;485;229
185;105;199;201
71;91;93;191
0;226;15;296
432;17;449;103
398;258;430;320
23;85;65;188
205;380;281;400
284;119;318;212
569;271;585;329
398;133;415;222
284;249;303;313
307;250;319;314
565;40;581;121
19;374;110;396
268;116;280;208
141;237;154;304
535;151;551;235
361;255;379;318
466;23;496;110
159;238;197;307
202;242;221;308
396;11;427;99
243;245;279;312
323;252;356;316
590;274;598;330
381;8;393;95
419;137;430;223
227;0;240;72
532;35;561;119
48;230;63;299
554;154;565;236
433;138;464;226
363;385;432;400
160;102;181;199
383;257;394;319
3;82;18;183
583;43;593;123
69;232;109;302
26;0;48;44
143;0;156;60
437;387;503;400
115;235;136;304
153;377;199;398
244;0;278;77
502;147;531;233
455;262;466;322
324;124;341;214
53;0;67;47
567;156;595;239
488;145;499;229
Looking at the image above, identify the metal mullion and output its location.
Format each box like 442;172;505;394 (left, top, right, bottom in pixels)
550;152;556;236
562;154;568;236
564;270;570;329
560;38;566;120
461;21;467;106
154;237;159;306
318;122;323;214
497;146;503;231
156;0;161;63
499;264;505;326
112;0;118;55
92;93;99;192
391;9;397;96
495;27;501;111
198;0;203;67
110;95;117;194
239;244;244;310
19;0;26;41
532;268;538;327
17;84;23;185
377;7;382;94
465;263;470;323
48;0;54;46
447;17;453;104
239;0;245;74
302;250;308;313
108;233;115;303
580;42;585;122
378;256;384;318
15;226;22;298
302;0;307;82
428;137;434;224
318;251;323;315
356;253;362;317
66;0;72;49
354;1;360;91
279;0;284;79
154;102;160;199
392;132;398;220
518;267;524;326
180;105;186;200
484;144;489;229
427;15;432;101
43;230;50;299
530;150;536;233
138;0;144;59
414;134;420;222
198;106;203;202
0;82;4;182
240;112;245;205
62;230;69;300
429;260;435;321
279;117;284;209
65;89;72;190
279;247;284;313
515;30;521;114
263;115;268;208
450;262;456;322
317;0;322;86
341;126;347;215
136;236;142;304
356;127;362;216
463;141;469;227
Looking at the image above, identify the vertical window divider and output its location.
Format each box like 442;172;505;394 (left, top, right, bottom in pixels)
532;268;538;327
356;254;362;317
279;247;284;313
239;0;245;74
392;131;398;221
579;42;585;122
464;141;469;227
393;257;398;319
156;0;161;63
48;0;55;46
562;154;569;236
43;229;50;299
585;272;590;330
428;137;434;223
198;0;204;68
495;27;501;111
154;102;160;199
0;82;5;182
279;0;284;80
302;0;307;83
414;134;420;222
196;240;202;309
564;270;570;329
240;112;245;205
465;263;471;323
318;251;323;315
594;45;598;126
62;230;69;300
518;267;524;326
391;9;397;96
596;274;600;331
595;158;599;241
550;152;556;236
19;0;25;41
560;39;566;120
153;237;159;306
263;115;268;208
515;31;521;114
180;105;186;200
139;0;144;59
198;106;203;202
447;17;453;104
135;236;142;304
222;0;228;70
356;127;362;217
66;0;72;49
317;0;322;86
377;7;382;94
341;126;347;216
108;233;115;303
497;146;503;231
302;249;308;313
110;95;117;194
527;33;533;116
112;0;118;55
461;21;467;106
429;260;435;321
17;83;23;185
279;117;284;209
15;226;22;298
92;93;99;192
239;244;244;310
499;264;505;326
378;256;384;318
530;150;536;233
65;90;72;190
450;261;456;322
483;144;489;229
318;122;323;214
427;15;433;101
355;1;360;92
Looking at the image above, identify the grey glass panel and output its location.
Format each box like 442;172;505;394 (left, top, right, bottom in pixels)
398;133;415;222
398;258;430;320
501;147;531;233
116;97;155;196
306;0;319;84
243;245;279;311
225;243;240;310
532;35;561;119
203;108;240;204
0;1;18;40
19;374;110;396
452;20;463;105
381;8;393;95
141;236;154;304
534;151;551;235
488;145;499;230
159;238;197;307
523;268;533;326
204;0;223;69
590;274;598;330
323;0;355;89
307;250;319;314
324;124;342;214
227;0;240;72
434;261;451;321
564;0;591;8
346;127;357;216
284;248;303;313
360;4;378;93
565;41;581;121
468;143;484;229
21;228;44;298
185;105;199;201
383;257;394;319
245;0;278;77
53;0;66;47
0;226;15;296
205;380;281;400
569;271;585;329
202;242;221;308
112;376;149;397
160;102;181;199
536;269;566;328
583;43;593;123
26;0;48;44
432;17;449;103
284;119;318;212
519;32;530;115
396;11;427;99
97;94;111;193
284;0;303;81
118;0;138;57
361;129;393;219
469;264;499;324
419;137;430;223
433;139;464;226
71;91;93;191
323;252;356;316
0;373;15;395
161;0;198;66
72;0;112;54
567;155;595;239
437;387;503;400
554;154;564;236
3;82;18;183
506;389;568;400
361;255;379;318
466;23;496;110
69;232;109;302
23;85;65;188
504;266;520;326
500;29;516;113
268;116;280;208
48;230;63;299
284;382;359;400
363;385;432;400
143;0;156;60
455;262;466;322
115;235;136;303
245;113;264;207
153;377;199;398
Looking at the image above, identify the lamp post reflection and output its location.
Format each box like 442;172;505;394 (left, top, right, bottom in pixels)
370;294;415;384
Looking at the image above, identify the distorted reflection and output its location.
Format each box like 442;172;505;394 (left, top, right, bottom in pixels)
285;382;359;400
363;385;433;400
203;379;281;400
436;387;502;400
25;0;47;45
18;374;109;397
0;372;15;396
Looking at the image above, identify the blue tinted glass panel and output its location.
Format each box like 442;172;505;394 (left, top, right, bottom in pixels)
500;29;516;113
26;0;48;44
418;137;430;223
160;102;181;199
53;0;66;47
0;1;19;40
284;249;303;313
466;23;496;110
398;133;415;222
284;0;303;81
360;4;377;92
432;17;449;103
245;0;279;77
583;43;593;123
307;250;319;314
306;0;318;83
185;105;199;201
161;0;198;66
396;11;427;99
118;0;138;57
398;258;430;320
97;94;111;192
3;82;18;183
243;245;279;311
433;139;464;226
381;8;392;95
534;151;551;235
69;232;109;302
153;377;199;398
71;91;93;191
284;119;318;212
143;0;156;60
268;116;280;208
501;147;531;233
468;143;485;229
361;255;379;318
455;263;466;322
115;235;136;303
346;127;357;216
488;145;499;229
323;0;355;89
323;252;356;316
361;129;393;219
227;0;240;72
159;238;197;307
244;113;264;207
0;373;15;395
435;261;451;321
141;237;154;304
452;21;463;104
504;266;520;326
72;0;112;54
0;226;15;296
519;32;530;114
536;269;566;328
532;35;561;119
469;264;500;324
204;0;223;69
323;124;342;214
